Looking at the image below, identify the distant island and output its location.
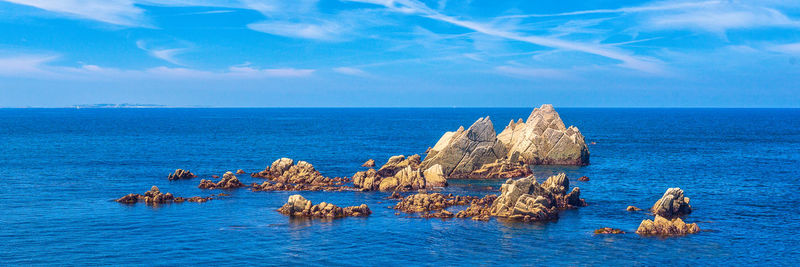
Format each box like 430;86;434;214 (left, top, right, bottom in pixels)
73;103;166;108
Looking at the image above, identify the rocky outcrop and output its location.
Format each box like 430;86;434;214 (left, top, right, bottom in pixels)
236;169;246;174
361;159;375;167
636;188;700;237
352;156;447;192
455;194;497;221
466;159;532;179
116;186;213;204
376;155;421;177
277;195;371;218
420;117;507;178
393;193;477;213
198;171;245;189
252;158;347;186
167;169;197;180
636;216;700;236
594;228;625;234
488;173;586;222
498;104;589;165
651;187;692;219
420;105;589;179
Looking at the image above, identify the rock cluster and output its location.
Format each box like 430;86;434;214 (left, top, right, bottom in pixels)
392;193;482;219
488;173;586;222
116;186;214;204
252;158;347;186
277;195;371;218
594;227;625;234
352;155;446;192
167;169;197;180
198;171;245;189
420;104;589;179
636;188;700;237
455;194;498;221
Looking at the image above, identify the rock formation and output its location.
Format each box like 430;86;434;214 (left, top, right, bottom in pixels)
594;227;625;234
420;104;589;179
236;169;246;174
167;169;197;180
352;155;447;192
627;206;643;211
488;173;586;222
455;194;497;221
651;187;692;219
252;158;347;186
393;193;477;213
116;186;214;204
277;195;371;218
497;104;589;165
361;159;375;167
636;216;700;236
198;171;245;189
578;176;590;181
636;188;700;237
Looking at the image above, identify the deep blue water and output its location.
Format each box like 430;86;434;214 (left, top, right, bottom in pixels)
1;108;799;266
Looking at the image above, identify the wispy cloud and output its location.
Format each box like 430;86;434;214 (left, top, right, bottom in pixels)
135;40;189;66
494;65;568;79
3;0;148;27
347;0;662;72
0;51;315;80
767;42;800;55
332;67;367;76
497;1;723;19
247;21;343;41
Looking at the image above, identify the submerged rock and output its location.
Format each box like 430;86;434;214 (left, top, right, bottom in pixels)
198;171;245;189
651;187;692;219
116;186;212;204
627;206;643;211
594;227;625;234
236;169;246;174
578;176;590;181
277;195;371;218
420;105;589;179
488;174;586;222
167;169;197;180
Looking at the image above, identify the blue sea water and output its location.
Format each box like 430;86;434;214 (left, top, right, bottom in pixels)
1;108;799;266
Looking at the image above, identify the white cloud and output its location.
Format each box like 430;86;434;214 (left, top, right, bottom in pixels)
3;0;148;27
332;67;367;76
135;40;188;65
0;52;315;80
494;65;568;79
347;0;663;72
643;5;800;34
767;42;800;54
497;1;723;19
247;21;343;41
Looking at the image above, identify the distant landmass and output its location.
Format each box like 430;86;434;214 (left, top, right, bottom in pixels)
72;103;167;108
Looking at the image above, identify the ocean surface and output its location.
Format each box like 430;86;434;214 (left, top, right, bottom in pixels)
1;108;799;266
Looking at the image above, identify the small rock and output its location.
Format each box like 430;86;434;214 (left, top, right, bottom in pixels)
236;169;246;174
361;159;376;167
578;176;590;181
594;227;625;234
627;206;643;211
167;169;197;180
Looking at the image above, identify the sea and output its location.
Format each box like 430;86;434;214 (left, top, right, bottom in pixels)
1;108;798;266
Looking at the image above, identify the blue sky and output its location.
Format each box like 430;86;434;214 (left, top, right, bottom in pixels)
0;0;799;107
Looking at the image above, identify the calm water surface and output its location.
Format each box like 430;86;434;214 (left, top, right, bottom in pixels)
1;108;799;266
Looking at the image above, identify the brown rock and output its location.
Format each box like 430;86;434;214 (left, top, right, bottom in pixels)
627;206;643;211
277;194;371;218
116;185;211;205
636;216;700;237
361;159;376;167
461;159;532;179
236;169;246;174
578;176;590;181
393;193;478;214
594;227;625;234
488;173;586;222
198;171;245;189
167;169;197;180
651;188;692;219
